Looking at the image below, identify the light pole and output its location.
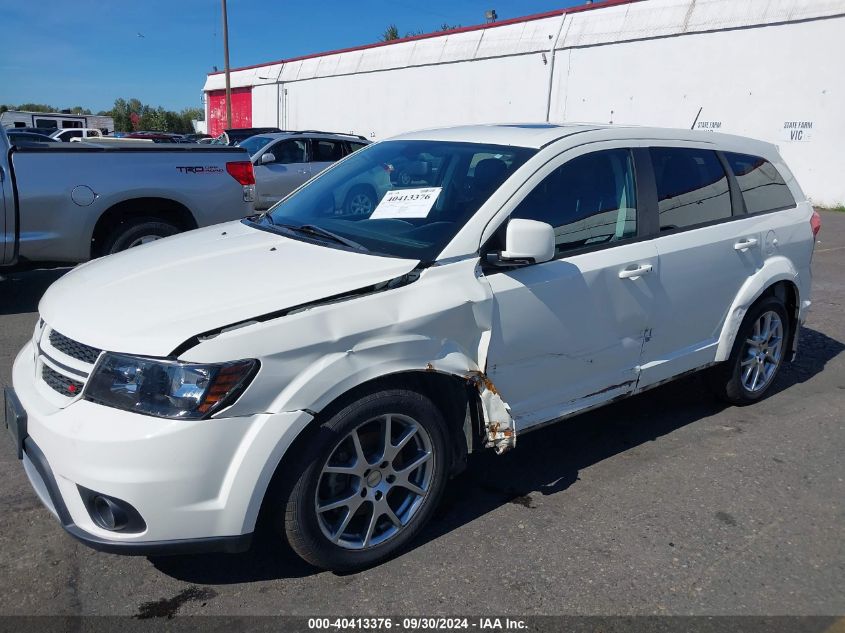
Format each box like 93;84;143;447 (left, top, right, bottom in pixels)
222;0;232;129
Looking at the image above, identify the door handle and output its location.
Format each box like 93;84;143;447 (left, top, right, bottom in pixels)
618;263;653;280
734;238;759;251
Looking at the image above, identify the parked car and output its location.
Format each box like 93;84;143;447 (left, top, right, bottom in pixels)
0;125;255;267
124;132;182;143
242;131;370;210
389;152;443;187
182;133;211;142
5;124;819;572
6;131;59;145
213;127;282;146
10;126;61;136
50;127;103;142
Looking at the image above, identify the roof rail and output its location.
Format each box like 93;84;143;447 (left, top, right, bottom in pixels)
290;130;368;141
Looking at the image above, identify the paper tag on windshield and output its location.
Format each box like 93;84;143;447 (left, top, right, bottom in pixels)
370;187;442;219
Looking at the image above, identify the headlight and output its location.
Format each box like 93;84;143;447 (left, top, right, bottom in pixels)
85;353;258;420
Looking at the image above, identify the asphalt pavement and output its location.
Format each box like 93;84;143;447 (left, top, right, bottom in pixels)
0;212;843;618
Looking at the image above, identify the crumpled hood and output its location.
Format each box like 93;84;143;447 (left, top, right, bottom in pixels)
39;221;419;357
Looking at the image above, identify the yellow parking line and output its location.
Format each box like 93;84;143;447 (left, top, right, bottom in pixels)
816;245;845;253
825;617;845;633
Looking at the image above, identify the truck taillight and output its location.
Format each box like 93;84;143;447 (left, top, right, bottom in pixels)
226;161;255;186
810;209;822;239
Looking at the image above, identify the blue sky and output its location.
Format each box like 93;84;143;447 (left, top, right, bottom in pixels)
0;0;583;113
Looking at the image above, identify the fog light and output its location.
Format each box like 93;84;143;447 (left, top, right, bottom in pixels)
92;495;128;531
78;486;146;533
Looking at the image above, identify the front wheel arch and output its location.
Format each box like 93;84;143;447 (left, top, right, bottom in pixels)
253;371;481;537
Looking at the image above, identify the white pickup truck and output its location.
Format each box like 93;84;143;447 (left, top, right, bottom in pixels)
0;126;256;268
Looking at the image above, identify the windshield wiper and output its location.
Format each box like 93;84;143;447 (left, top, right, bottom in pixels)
275;223;368;252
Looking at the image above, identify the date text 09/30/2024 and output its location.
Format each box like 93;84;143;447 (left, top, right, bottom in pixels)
307;617;528;630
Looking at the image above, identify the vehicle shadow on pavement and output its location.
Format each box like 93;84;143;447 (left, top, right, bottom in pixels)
421;325;845;547
150;326;843;584
0;268;70;315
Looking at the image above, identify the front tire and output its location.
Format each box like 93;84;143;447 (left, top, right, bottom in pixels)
281;389;449;571
709;296;790;405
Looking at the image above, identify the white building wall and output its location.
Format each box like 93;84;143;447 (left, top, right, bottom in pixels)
551;15;845;205
205;0;845;205
281;54;550;139
251;83;280;127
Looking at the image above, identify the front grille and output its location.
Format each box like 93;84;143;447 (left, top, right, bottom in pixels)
49;329;102;365
42;364;84;398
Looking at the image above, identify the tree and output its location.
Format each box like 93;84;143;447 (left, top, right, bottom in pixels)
15;103;58;113
381;24;400;41
109;98;133;132
379;22;462;42
8;97;201;134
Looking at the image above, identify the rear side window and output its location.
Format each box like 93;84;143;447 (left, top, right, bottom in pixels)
312;139;344;162
651;147;731;230
724;152;795;213
268;139;307;164
511;148;637;253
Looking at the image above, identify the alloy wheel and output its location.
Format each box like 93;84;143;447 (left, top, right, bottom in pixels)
314;413;433;550
740;310;784;393
349;193;374;215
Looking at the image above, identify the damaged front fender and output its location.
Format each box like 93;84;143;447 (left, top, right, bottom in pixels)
184;258;519;454
465;370;516;454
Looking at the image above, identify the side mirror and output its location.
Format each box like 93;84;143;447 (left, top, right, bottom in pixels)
489;219;555;266
260;152;276;165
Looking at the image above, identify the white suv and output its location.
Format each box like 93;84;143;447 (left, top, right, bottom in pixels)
5;124;820;571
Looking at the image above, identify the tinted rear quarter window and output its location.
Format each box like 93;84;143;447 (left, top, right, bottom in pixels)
724;152;795;213
313;139;344;162
651;147;731;230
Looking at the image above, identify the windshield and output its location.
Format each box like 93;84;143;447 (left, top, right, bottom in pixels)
259;140;535;261
239;135;275;157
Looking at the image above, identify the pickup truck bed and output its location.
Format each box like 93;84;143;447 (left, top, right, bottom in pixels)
0;127;255;267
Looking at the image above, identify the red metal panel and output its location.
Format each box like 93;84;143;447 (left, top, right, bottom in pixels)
207;87;252;137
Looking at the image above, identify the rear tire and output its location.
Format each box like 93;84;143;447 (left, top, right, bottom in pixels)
279;389;449;571
102;218;179;255
708;296;790;405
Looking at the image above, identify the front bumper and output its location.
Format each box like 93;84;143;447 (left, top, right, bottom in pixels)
8;342;313;555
